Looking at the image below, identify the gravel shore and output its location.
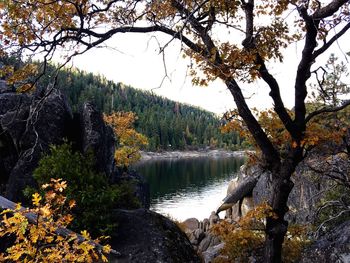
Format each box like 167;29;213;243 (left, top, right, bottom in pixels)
139;149;248;161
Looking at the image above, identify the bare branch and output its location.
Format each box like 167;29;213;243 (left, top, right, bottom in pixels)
312;0;349;19
313;22;350;60
256;56;296;138
306;99;350;123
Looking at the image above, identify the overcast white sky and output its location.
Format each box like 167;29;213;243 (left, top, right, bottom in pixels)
69;31;349;115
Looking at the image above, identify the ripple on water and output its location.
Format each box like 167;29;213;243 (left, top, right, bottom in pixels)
134;156;245;221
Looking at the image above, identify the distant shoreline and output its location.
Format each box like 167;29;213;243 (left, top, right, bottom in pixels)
139;149;248;161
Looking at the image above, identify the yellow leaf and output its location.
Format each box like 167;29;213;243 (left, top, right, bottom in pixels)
32;193;42;206
101;254;108;262
102;244;111;254
69;199;76;209
40;206;51;217
80;230;91;239
15;203;22;211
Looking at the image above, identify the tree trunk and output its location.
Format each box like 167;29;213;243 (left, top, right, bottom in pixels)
264;158;297;262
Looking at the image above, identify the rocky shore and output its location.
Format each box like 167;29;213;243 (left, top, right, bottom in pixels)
180;151;350;262
140;149;248;161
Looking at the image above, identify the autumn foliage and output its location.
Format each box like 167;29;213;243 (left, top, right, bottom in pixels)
212;202;309;263
104;111;148;167
1;0;349;261
0;179;111;262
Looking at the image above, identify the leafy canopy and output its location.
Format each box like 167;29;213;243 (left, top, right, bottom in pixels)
1;1;349;89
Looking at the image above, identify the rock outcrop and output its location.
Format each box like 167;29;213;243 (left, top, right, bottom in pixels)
220;149;349;225
1;85;198;261
299;220;350;263
182;212;224;263
0;86;148;206
80;102;116;177
1;89;72;201
110;209;201;263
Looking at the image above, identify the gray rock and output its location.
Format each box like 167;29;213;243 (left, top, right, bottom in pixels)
80;102;115;177
0;89;149;208
198;233;221;252
202;243;225;263
183;218;200;232
209;211;219;228
3;89;72;201
187;231;197;245
252;168;272;205
299;220;350;263
0;80;14;94
194;228;206;244
110;209;201;263
202;218;210;232
198;235;211;252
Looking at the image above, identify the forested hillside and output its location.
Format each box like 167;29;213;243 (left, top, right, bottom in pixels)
35;65;243;151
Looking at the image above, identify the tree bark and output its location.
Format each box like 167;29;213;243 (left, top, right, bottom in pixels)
264;151;302;262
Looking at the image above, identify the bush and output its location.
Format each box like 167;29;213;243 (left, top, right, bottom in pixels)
29;143;140;237
1;179;111;262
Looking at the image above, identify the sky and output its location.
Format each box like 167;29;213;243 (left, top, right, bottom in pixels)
68;30;349;115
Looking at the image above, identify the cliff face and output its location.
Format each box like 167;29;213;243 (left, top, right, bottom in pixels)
0;86;116;202
225;144;349;226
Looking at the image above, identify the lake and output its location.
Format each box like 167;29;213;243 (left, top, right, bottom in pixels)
133;155;245;221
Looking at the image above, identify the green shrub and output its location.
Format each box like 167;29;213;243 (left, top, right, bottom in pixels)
29;143;140;237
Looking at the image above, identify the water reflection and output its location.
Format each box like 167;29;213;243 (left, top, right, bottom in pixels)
133;156;245;221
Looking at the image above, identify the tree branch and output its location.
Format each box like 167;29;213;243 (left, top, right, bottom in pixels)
313;22;350;60
305;99;350;123
0;195;119;256
294;7;320;138
226;78;280;164
256;56;296;138
171;0;221;62
312;0;349;19
241;0;255;48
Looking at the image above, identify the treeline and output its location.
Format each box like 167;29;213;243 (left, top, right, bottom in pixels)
1;58;245;151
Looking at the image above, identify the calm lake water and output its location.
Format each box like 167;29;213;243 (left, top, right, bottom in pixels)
133;156;245;221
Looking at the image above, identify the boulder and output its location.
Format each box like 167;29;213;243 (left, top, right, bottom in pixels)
80;102;115;177
299;220;350;263
110;209;201;263
0;93;31;145
202;218;210;232
201;243;225;263
224;159;341;225
187;228;205;246
113;169;150;209
183;218;200;232
194;229;206;244
198;233;221;252
209;211;219;228
252;169;272;205
1;89;73;201
241;196;254;217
